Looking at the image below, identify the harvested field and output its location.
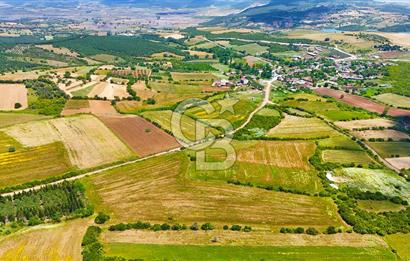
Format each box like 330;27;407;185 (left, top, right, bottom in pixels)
244;55;266;67
0;218;90;261
3;115;133;169
385;157;410;170
314;88;410;117
99;115;180;157
171;72;216;82
267;115;335;139
0;142;72;188
371;32;410;47
334;168;410;201
89;100;119;116
351;129;409;141
373;93;410;108
236;141;315;171
103;230;387;248
188;50;212;59
0;84;28;110
321;150;375;165
83;153;344;228
131;81;156;100
87;81;129;100
0;113;50;128
0;70;40;81
367;142;410;158
335;118;395;130
61;99;90;116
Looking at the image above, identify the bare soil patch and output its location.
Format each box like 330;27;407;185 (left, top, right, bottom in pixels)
352;129;409;141
385;157;410;170
99;116;180;157
89;100;119;116
0;84;28;110
335;118;395;130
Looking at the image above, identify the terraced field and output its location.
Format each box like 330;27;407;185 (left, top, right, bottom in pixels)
82;152;344;228
0;142;72;189
267;115;336;139
3;115;134;169
0;218;90;260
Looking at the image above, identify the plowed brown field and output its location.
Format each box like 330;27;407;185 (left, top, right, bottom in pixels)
100;116;180;157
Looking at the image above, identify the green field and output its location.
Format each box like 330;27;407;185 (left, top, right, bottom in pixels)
373;93;410;108
188;140;322;194
357;200;405;213
71;84;96;97
104;243;396;261
0;142;72;189
368;142;410;158
382;62;410;96
232;43;269;55
321;150;375;165
334;168;410;201
317;134;362;150
0;112;50;128
281;98;372;122
384;234;410;261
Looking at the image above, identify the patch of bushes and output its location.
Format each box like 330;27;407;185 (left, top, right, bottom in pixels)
94;213;110;224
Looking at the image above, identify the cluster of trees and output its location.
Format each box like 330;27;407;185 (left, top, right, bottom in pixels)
25;77;68;115
172;61;217;72
223;224;252;232
82;226;103;261
0;53;41;74
280;227;320;235
0;181;92;225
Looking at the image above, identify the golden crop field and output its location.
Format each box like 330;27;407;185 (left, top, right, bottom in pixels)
3;115;134;169
0;113;50;128
268;115;336;139
0;218;90;261
82;152;344;229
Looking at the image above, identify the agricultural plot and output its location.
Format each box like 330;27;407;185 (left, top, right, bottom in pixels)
333;168;410;201
315;88;410;117
3;115;133;169
373;93;410;108
232;43;269;55
385;157;410;170
89;100;119;116
351;129;409;141
171;72;216;82
87;81;129;100
357;200;406;213
317;134;361;150
0;113;50;128
281;98;372;121
267;115;336;139
384;234;410;261
0;142;72;188
189;140;322;194
104;244;395;261
0;84;28;110
321;150;375;165
186;93;262;129
0;218;90;261
367;142;410;158
83;152;344;228
61;99;90;116
141;110;220;142
99;115;180;157
131;81;156;100
335;118;395;130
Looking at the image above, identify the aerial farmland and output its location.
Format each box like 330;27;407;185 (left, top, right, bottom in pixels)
0;3;410;259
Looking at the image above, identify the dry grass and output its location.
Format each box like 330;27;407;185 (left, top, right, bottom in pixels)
35;44;79;57
87;81;129;100
370;32;410;47
102;230;387;248
373;93;410;108
3;115;133;169
0;218;90;261
0;84;28;110
268;115;335;139
385;157;410;170
335;119;395;130
351;129;409;141
0;113;50;128
236;141;316;171
83;152;344;229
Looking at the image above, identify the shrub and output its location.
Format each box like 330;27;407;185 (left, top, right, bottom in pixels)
190;223;199;231
94;213;110;224
160;223;171;231
152;224;162;231
243;226;252;232
201;223;214;231
223;225;229;230
8;146;16;153
326;226;337;234
82;226;102;246
294;227;304;234
306;227;319;235
14;103;22;109
28;216;42;226
230;224;241;231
